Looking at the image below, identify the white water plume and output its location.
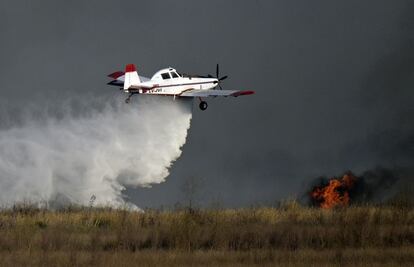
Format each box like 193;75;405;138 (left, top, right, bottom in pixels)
0;96;193;209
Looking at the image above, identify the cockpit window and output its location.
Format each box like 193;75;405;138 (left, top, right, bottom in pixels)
171;72;179;78
161;73;171;80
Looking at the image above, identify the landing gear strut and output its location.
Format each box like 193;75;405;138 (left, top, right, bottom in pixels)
199;101;208;111
125;93;134;104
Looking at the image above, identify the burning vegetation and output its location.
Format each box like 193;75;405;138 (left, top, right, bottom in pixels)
309;168;410;208
311;172;358;209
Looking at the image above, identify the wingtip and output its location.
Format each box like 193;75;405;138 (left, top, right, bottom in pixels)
232;90;255;97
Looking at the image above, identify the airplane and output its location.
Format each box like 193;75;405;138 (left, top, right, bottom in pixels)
107;64;254;110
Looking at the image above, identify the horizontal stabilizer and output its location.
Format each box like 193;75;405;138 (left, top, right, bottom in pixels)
107;71;124;79
107;80;124;86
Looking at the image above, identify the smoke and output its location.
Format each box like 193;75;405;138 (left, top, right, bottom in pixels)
0;95;193;209
307;167;414;208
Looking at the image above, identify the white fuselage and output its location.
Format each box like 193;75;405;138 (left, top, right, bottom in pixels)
125;67;218;96
140;77;217;95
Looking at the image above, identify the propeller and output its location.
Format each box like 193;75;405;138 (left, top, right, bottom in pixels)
211;64;228;90
186;64;228;89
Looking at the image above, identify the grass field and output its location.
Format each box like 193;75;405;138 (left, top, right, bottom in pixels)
0;202;413;266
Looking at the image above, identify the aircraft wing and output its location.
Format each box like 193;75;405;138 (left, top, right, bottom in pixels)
180;89;254;97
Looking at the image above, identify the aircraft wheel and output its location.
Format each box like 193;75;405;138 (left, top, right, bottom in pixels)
199;101;208;111
125;98;130;104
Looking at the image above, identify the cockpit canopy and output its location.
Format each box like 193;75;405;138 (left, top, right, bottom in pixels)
152;68;181;81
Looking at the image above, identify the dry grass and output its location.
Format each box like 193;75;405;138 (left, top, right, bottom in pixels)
0;202;413;266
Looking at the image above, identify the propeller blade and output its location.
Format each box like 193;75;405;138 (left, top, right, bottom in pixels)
216;64;219;78
219;75;228;81
218;83;223;90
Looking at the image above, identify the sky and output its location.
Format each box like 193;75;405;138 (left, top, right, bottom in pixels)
0;0;413;208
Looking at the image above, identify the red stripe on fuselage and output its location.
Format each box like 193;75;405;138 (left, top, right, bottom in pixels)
130;80;215;90
155;80;214;89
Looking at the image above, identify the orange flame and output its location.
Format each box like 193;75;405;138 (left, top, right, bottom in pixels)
311;173;356;209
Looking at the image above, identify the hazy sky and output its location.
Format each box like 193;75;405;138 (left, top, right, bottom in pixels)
0;0;413;208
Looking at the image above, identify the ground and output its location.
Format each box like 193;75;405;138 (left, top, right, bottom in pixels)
0;202;413;266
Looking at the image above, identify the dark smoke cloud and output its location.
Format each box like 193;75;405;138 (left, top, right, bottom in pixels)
354;168;401;203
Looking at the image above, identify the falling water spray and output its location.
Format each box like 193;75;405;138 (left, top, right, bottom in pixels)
0;96;193;209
